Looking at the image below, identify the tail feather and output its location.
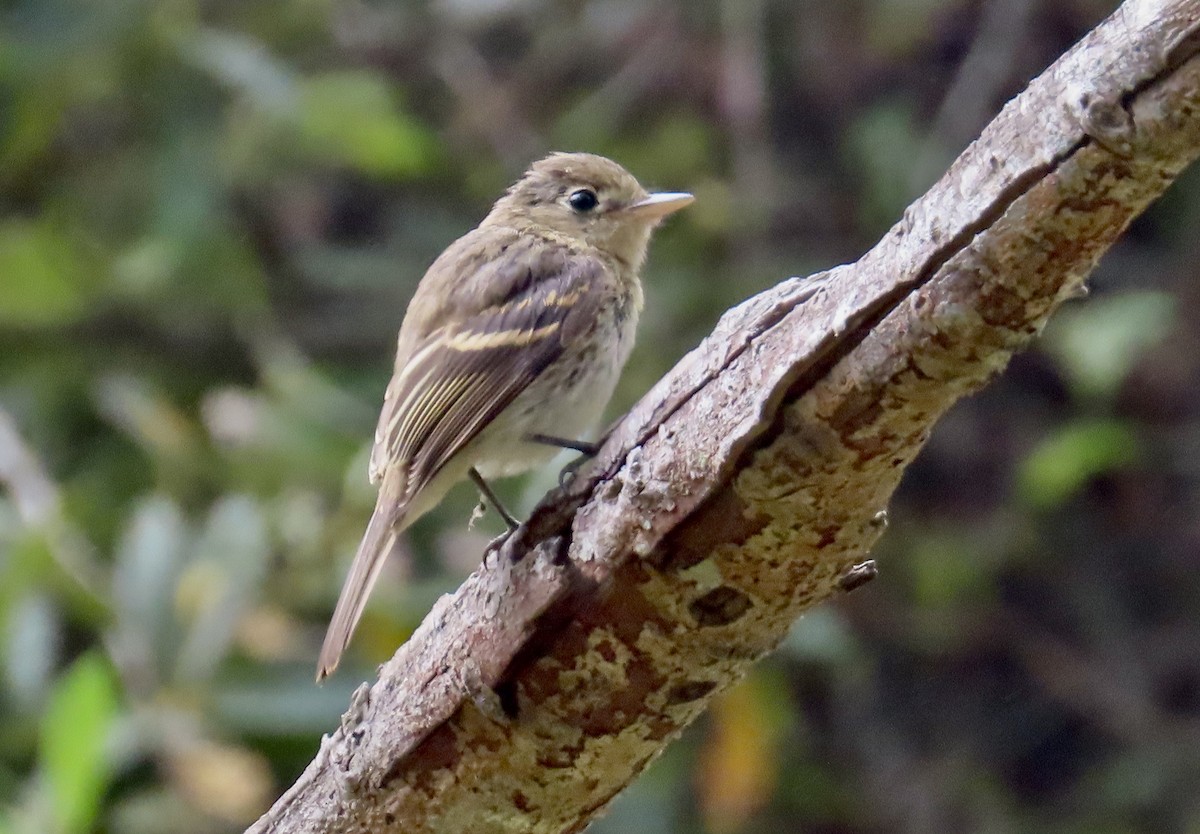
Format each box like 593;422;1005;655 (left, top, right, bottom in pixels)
316;498;404;681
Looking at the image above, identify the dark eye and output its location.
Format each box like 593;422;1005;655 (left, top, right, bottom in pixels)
568;188;599;212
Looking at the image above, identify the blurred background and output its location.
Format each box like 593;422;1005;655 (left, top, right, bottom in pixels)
2;0;1199;832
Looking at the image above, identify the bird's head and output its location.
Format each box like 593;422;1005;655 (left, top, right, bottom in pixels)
485;152;693;269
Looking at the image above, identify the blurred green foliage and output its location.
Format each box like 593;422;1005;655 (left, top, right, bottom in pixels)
3;0;1200;832
40;653;119;834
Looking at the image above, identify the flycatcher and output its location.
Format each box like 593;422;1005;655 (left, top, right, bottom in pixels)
317;152;693;680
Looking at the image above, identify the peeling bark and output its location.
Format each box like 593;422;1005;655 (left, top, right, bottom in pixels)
248;1;1200;831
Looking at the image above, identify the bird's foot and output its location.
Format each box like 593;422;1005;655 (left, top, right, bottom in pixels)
482;524;529;566
558;454;592;487
525;434;601;487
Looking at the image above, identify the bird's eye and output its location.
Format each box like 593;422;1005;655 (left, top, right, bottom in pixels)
568;189;599;213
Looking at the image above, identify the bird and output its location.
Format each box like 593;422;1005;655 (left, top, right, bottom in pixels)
316;152;693;681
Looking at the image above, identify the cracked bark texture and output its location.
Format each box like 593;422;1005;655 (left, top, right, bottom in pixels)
248;1;1200;831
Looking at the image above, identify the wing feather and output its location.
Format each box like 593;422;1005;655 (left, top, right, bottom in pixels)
369;239;606;503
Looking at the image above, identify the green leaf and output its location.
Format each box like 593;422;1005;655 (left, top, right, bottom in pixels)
39;652;120;834
1018;421;1138;509
174;494;269;683
179;28;300;117
296;71;438;177
4;594;61;710
909;529;992;608
112;496;189;675
1042;290;1176;402
0;221;92;326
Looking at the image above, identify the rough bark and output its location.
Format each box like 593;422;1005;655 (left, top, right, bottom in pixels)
249;1;1200;831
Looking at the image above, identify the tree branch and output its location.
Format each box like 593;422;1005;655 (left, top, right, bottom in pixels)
249;1;1200;831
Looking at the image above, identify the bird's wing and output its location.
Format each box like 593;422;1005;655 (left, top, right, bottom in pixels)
318;241;606;680
369;239;606;501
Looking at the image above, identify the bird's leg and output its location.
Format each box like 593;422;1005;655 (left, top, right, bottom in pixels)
470;467;524;566
469;467;520;530
526;434;600;486
526;434;601;456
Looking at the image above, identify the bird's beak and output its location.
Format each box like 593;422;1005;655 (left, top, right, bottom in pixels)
625;191;694;219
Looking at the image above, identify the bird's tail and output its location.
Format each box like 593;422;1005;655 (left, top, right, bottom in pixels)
316;496;404;682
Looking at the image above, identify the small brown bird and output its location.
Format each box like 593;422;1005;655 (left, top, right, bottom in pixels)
316;153;692;680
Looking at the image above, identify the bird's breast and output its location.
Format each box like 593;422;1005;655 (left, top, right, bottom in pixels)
470;284;640;479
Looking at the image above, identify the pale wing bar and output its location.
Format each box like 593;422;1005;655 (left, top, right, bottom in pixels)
376;255;602;504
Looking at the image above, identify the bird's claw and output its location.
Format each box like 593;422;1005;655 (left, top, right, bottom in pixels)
482;530;510;567
483;524;530;566
558;454;590;488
